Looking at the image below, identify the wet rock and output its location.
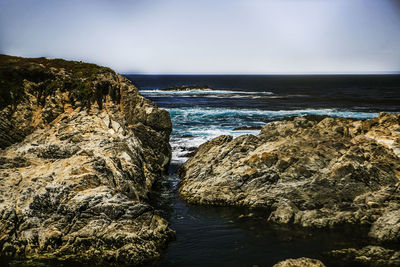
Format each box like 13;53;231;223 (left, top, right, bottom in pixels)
0;55;174;265
272;257;326;267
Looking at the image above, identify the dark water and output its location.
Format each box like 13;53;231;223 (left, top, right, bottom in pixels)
126;74;400;267
127;74;400;111
148;164;370;267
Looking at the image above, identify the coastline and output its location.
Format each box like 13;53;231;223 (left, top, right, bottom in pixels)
0;57;399;266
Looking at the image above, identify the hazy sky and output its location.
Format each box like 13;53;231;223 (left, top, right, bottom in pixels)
0;0;400;74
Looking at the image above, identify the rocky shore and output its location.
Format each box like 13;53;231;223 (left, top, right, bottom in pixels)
273;257;326;267
179;113;400;265
0;55;174;265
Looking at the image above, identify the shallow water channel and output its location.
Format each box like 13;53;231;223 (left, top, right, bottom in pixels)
149;163;371;267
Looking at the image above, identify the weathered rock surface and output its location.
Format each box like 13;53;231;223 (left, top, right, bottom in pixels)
369;204;400;243
329;246;400;266
272;257;326;267
179;114;400;232
179;113;400;266
0;55;174;265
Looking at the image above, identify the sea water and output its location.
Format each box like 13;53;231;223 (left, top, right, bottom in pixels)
127;74;400;267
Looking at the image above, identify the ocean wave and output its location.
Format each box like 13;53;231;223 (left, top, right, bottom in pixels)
138;90;317;100
170;128;258;164
140;89;274;97
140;89;274;94
167;107;379;120
167;107;379;163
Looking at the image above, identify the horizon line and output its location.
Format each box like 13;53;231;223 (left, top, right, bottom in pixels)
122;71;400;76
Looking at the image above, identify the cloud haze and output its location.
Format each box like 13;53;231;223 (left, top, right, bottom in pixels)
0;0;399;74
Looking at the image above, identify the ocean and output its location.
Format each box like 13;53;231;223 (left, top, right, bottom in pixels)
127;74;400;164
126;74;400;267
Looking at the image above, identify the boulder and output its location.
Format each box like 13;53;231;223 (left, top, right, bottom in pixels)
272;257;326;267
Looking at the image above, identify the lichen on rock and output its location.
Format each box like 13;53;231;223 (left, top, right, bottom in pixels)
272;257;326;267
0;55;174;265
329;246;400;266
179;114;400;230
179;113;400;265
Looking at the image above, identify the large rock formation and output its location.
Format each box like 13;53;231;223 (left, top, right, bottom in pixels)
179;114;400;232
272;257;326;267
0;55;174;265
179;114;400;265
329;246;400;267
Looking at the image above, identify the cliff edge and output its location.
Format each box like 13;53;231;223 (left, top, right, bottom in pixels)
0;55;174;265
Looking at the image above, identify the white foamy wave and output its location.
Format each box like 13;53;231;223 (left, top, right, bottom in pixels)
170;125;262;163
167;107;379;163
168;107;379;120
139;89;274;98
140;89;273;95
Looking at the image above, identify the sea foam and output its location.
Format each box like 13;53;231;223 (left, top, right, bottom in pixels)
168;107;379;163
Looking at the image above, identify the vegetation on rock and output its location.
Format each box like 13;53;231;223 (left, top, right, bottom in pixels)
0;54;116;109
0;55;173;265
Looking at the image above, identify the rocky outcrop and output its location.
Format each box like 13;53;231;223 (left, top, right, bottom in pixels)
179;114;400;231
179;113;400;266
0;55;174;265
329;246;400;266
369;204;400;242
272;257;326;267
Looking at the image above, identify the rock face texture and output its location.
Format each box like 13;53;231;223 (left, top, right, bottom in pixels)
329;246;400;267
179;114;400;265
0;55;174;265
179;114;400;233
272;257;326;267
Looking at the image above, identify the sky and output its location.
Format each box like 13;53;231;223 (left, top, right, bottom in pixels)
0;0;400;74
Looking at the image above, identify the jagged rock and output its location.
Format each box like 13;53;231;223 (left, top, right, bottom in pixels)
179;114;400;234
0;55;174;265
329;246;400;266
272;257;326;267
369;204;400;242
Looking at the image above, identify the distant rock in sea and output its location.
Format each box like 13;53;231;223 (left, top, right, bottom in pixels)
0;55;174;265
233;126;263;131
161;84;212;91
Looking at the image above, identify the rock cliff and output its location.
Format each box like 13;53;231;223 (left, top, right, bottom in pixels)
0;55;174;265
179;113;400;235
